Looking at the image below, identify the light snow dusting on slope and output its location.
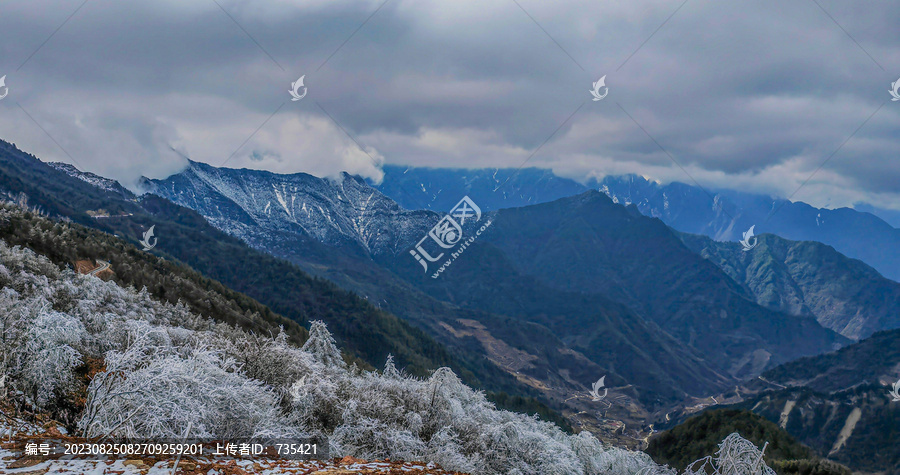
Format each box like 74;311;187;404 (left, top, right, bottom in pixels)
49;162;123;193
145;163;435;257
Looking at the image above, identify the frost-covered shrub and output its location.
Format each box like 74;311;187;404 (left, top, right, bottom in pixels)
288;348;669;475
330;415;426;461
0;289;88;411
21;308;88;408
289;371;345;435
215;329;322;406
79;341;286;439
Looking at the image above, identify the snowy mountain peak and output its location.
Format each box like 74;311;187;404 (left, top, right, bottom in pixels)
144;161;433;256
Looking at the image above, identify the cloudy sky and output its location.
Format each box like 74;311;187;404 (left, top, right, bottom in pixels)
1;0;899;210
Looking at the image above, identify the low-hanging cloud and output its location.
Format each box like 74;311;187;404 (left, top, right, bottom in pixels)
0;0;898;209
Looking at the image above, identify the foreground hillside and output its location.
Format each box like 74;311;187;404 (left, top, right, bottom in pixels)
0;201;786;474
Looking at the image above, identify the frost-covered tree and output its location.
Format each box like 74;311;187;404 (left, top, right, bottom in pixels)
301;320;345;368
383;354;401;379
683;433;775;475
79;343;290;439
216;328;323;406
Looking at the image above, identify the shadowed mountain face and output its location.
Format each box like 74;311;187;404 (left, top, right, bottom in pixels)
380;192;846;379
143;160;848;419
680;232;900;340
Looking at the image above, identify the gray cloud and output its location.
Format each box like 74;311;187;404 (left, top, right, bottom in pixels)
0;0;899;210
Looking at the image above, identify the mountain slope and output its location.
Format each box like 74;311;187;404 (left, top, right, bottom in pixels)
409;192;847;378
680;233;900;339
0;200;308;345
687;328;900;473
646;409;848;474
758;327;900;393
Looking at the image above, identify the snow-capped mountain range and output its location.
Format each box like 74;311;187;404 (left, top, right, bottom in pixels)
142;160;437;257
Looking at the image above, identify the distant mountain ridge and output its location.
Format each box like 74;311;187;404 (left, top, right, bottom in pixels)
594;174;900;282
369;167;900;282
372;165;588;212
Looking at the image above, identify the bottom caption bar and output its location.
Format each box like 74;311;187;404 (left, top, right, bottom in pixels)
11;437;328;461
